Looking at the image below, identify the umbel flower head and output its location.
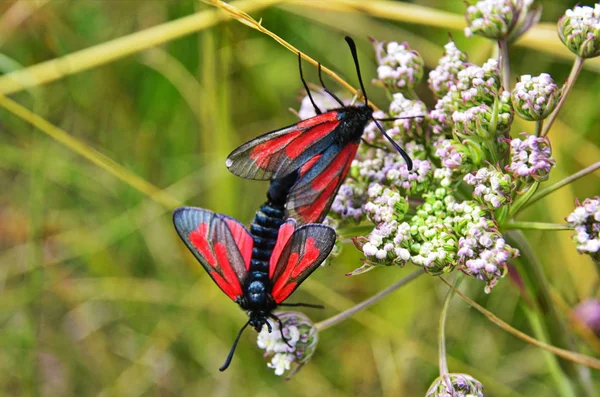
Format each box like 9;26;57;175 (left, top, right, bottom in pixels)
511;73;561;121
256;312;318;377
506;133;555;182
298;89;349;119
558;4;600;59
566;196;600;263
428;41;468;99
426;373;485;397
372;40;424;91
463;167;515;209
464;0;540;41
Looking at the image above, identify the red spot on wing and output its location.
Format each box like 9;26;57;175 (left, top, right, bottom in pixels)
269;221;296;278
189;224;216;267
271;252;299;299
273;283;297;303
291;237;320;278
225;219;253;270
249;130;303;168
310;143;358;191
299;154;322;178
284;121;340;159
296;111;338;128
213;242;243;298
271;238;322;303
295;143;358;223
212;271;241;300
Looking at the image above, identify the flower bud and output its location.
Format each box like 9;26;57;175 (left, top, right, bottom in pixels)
387;93;428;141
426;373;485;397
558;5;600;59
463;167;515;209
372;40;424;91
428;41;468;99
506;133;555;182
566;196;600;263
257;312;318;377
573;299;600;336
464;0;540;42
511;73;560;120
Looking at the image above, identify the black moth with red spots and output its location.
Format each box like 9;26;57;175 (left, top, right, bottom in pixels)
226;37;413;226
173;174;335;371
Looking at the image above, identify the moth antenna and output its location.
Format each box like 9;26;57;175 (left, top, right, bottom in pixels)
371;117;413;170
279;302;325;309
219;320;250;372
376;116;425;122
345;36;369;106
271;314;292;348
318;63;345;107
298;53;322;115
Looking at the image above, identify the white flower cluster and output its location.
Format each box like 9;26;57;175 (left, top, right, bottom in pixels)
559;4;600;58
362;219;413;264
464;167;514;209
456;59;501;104
257;320;301;376
506;133;555;182
457;217;518;293
434;137;466;170
511;73;560;120
566;197;600;263
428;41;468;98
387;93;427;141
330;181;367;222
374;41;424;90
464;0;515;38
364;184;407;224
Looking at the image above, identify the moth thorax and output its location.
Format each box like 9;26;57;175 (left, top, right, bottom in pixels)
246;280;268;307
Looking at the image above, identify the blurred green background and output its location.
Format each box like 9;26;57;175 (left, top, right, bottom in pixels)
1;1;599;396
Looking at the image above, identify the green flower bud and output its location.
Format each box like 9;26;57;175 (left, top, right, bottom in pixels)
426;373;485;397
511;73;560;120
558;5;600;59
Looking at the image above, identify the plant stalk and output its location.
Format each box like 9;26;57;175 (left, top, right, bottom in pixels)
542;56;584;136
315;269;422;331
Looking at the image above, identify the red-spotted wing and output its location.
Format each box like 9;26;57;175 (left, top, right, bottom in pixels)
286;141;359;224
225;111;341;181
172;207;253;301
267;219;336;303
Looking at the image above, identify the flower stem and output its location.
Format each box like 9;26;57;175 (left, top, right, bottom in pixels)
504;221;572;231
439;277;600;370
508;181;539;218
522;161;600;211
315;269;422;331
499;38;510;90
506;231;597;396
535;119;544;137
438;276;462;377
542;56;584;136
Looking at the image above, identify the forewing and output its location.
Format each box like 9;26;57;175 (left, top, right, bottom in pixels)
226;111;340;181
286;141;359;224
270;224;337;303
172;207;252;300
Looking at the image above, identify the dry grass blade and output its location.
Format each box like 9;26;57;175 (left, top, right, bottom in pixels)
0;0;279;95
205;0;375;109
441;278;600;371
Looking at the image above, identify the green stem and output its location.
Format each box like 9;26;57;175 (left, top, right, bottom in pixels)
336;224;377;239
315;269;422;331
506;231;595;396
522;161;600;211
504;221;572;231
508;181;539;218
535;119;544;137
542;56;584;136
522;306;577;397
499;38;510;90
438;276;462;377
